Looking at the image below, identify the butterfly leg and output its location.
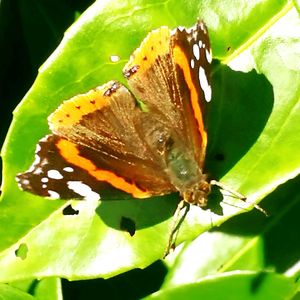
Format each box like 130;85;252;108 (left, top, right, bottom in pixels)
164;199;190;258
210;180;268;216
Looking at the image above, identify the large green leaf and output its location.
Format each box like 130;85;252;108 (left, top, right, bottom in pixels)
0;0;299;281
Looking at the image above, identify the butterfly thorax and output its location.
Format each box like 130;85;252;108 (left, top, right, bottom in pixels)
165;139;210;207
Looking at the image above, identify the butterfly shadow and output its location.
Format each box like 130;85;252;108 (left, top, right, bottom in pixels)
96;190;179;235
205;63;274;181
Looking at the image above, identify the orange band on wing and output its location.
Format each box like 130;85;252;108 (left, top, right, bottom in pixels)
56;138;151;198
124;27;171;75
49;81;115;131
173;46;207;150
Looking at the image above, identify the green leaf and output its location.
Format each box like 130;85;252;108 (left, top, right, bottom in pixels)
0;278;61;300
145;271;297;300
9;278;62;300
34;278;62;300
0;0;299;282
0;283;35;300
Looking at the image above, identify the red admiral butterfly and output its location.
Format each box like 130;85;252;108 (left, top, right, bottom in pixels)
16;21;213;207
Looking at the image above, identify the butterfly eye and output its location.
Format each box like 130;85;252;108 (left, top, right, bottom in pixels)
156;134;170;154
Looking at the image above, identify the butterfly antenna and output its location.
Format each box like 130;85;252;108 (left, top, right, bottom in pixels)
210;180;268;217
164;200;189;258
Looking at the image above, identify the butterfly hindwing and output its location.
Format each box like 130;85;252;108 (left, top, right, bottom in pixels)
16;135;102;200
16;133;175;200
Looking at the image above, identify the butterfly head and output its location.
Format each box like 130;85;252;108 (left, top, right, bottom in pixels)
181;175;210;207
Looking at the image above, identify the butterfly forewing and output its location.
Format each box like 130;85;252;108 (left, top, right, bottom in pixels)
171;21;212;164
123;21;211;168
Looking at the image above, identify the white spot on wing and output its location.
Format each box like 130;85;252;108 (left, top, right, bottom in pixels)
193;44;200;60
41;177;49;183
206;48;212;63
186;27;192;34
27;143;42;172
40;136;48;142
42;184;47;188
22;179;29;185
199;66;212;102
67;181;100;201
199;40;203;48
63;167;74;173
48;170;63;180
41;158;48;166
177;26;184;32
48;190;60;199
190;59;195;69
34;154;40;164
28;154;40;172
33;168;42;175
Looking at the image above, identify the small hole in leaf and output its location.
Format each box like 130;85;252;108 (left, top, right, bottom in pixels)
15;243;28;260
120;216;136;236
110;55;120;63
63;204;79;216
251;272;268;293
214;153;225;161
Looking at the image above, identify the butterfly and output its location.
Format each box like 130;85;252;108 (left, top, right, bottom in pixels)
16;20;214;206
